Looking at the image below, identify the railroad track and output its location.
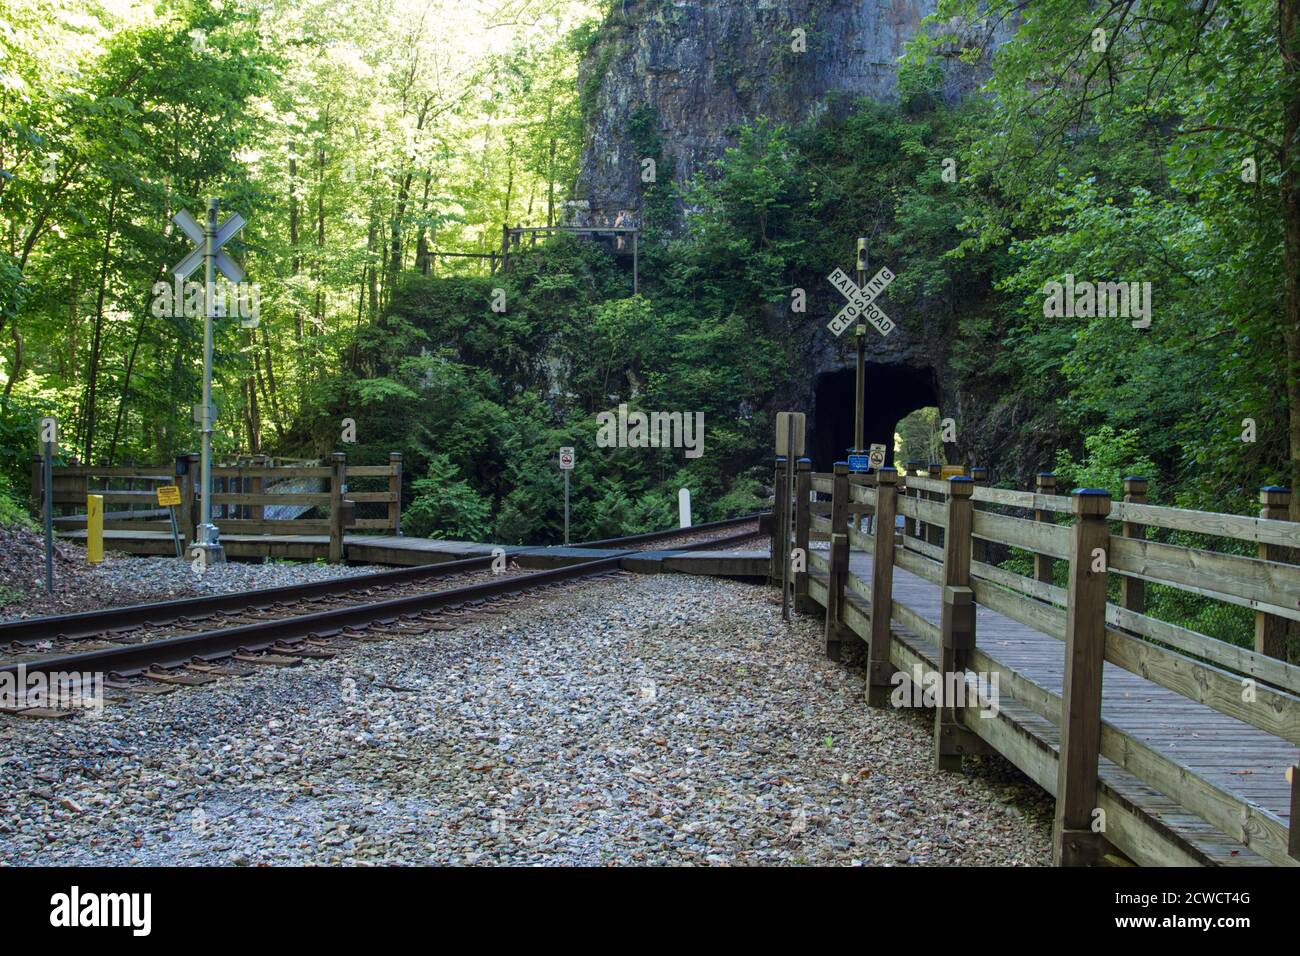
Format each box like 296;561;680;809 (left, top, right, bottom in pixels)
0;516;765;718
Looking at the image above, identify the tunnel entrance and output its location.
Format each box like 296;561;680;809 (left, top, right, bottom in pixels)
810;364;939;471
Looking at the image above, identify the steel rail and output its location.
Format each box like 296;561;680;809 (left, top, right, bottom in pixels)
3;555;630;679
0;513;765;643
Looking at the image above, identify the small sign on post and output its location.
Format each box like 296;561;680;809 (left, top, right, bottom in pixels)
775;412;806;458
869;443;888;470
558;446;574;545
826;265;896;338
156;484;183;557
847;454;870;473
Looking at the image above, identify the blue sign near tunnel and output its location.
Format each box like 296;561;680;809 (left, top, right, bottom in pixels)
848;454;870;472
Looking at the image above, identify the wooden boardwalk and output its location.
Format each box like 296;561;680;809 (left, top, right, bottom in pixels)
808;550;1292;866
55;528;769;577
779;459;1300;866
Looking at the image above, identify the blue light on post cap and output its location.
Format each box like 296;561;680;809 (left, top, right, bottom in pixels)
1262;485;1291;492
797;457;811;463
1074;488;1110;495
948;476;973;483
1123;475;1147;482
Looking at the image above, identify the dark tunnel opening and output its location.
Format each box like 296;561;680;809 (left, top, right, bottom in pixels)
810;364;939;472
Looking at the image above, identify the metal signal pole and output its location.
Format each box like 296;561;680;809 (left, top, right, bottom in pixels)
854;237;868;454
170;198;246;567
195;198;225;565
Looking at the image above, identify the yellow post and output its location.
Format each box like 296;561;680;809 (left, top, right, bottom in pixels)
87;493;104;564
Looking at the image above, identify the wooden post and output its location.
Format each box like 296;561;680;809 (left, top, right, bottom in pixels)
1053;488;1113;866
1034;472;1057;584
329;451;346;564
388;452;403;534
852;471;875;534
970;466;988;564
250;454;268;522
866;468;898;707
1289;764;1299;860
904;461;923;540
794;457;812;612
1255;486;1292;659
925;462;943;547
30;454;43;521
771;457;788;585
935;477;980;770
183;453;199;546
823;462;849;661
1120;477;1147;618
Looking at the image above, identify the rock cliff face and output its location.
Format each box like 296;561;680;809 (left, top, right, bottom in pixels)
573;1;1052;481
573;0;988;229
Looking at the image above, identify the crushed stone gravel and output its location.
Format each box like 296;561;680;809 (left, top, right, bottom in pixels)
0;572;1052;866
0;524;389;623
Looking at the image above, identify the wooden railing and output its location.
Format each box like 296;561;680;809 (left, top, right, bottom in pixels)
777;457;1300;866
32;451;403;563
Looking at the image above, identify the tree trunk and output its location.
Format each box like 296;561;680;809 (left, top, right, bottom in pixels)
0;324;21;410
82;182;121;462
367;214;379;318
289;153;305;399
260;326;285;440
105;290;152;466
315;139;326;327
1281;0;1300;519
547;135;557;228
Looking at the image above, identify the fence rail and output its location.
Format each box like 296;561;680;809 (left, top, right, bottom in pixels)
772;454;1300;866
32;451;403;563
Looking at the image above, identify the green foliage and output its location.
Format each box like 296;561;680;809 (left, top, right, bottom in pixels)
1053;427;1159;500
403;454;492;541
0;0;602;479
0;474;35;530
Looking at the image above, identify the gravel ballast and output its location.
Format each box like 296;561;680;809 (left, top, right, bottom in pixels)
0;572;1052;866
0;524;390;623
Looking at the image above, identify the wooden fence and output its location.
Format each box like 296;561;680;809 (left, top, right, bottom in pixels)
772;455;1300;866
32;451;402;563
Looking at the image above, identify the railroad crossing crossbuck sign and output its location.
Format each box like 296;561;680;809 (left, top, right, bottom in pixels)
172;208;246;283
826;265;896;337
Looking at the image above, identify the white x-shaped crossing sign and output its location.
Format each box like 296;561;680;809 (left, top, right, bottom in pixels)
826;265;896;337
172;208;246;282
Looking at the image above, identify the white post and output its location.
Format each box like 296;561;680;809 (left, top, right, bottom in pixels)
564;468;570;545
678;487;692;528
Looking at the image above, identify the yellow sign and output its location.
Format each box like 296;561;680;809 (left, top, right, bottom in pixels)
156;484;182;507
940;465;966;479
87;494;104;564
